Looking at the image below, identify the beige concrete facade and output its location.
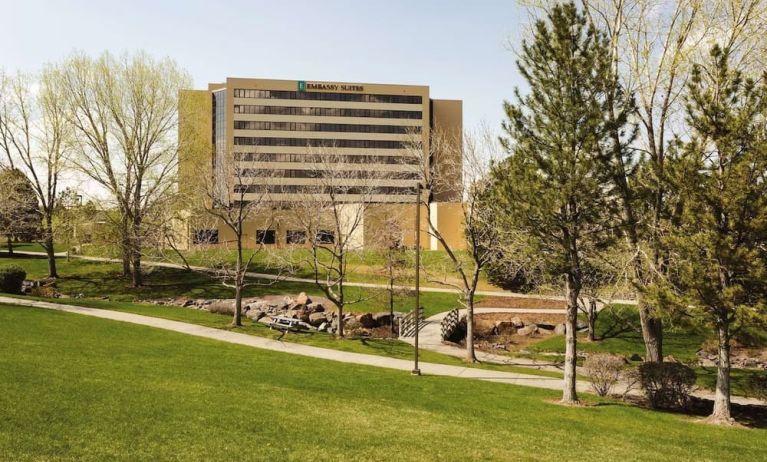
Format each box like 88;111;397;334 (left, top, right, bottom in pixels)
178;77;465;250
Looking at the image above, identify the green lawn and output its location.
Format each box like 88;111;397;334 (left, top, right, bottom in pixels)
528;305;707;363
0;253;465;318
1;242;67;253
78;242;495;289
1;304;765;461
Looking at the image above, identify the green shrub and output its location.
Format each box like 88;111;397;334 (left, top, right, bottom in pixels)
583;353;625;397
638;362;696;410
0;265;27;294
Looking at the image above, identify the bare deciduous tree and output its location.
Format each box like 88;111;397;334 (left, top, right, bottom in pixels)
0;68;71;277
58;51;191;287
286;148;382;338
407;127;501;363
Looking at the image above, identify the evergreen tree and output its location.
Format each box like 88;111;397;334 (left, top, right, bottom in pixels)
493;2;623;403
667;45;767;424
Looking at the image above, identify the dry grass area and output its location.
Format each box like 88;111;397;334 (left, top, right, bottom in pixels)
475;295;565;309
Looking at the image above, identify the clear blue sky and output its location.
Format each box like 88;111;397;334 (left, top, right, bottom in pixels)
1;0;530;132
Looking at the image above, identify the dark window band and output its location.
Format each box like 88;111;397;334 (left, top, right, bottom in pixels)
234;184;417;195
233;120;420;134
233;152;420;165
235;168;420;180
233;105;422;120
234;137;413;149
233;88;422;105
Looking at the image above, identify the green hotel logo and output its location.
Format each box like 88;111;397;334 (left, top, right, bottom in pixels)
298;81;306;92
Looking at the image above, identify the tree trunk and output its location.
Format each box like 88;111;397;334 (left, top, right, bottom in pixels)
130;216;142;287
586;298;597;342
43;216;58;278
45;236;58;279
233;235;243;327
121;236;131;277
466;293;477;363
389;277;395;334
6;236;13;256
639;301;663;362
233;281;243;327
562;274;579;404
710;318;733;423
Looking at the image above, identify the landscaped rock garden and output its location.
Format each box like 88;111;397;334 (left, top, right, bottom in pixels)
448;312;585;352
151;293;400;337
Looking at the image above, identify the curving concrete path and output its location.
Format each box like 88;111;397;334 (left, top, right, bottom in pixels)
0;296;589;394
2;296;764;406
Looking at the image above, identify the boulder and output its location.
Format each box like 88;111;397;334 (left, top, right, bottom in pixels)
317;322;328;332
554;323;566;335
207;301;235;315
309;312;328;326
246;309;265;321
494;321;517;336
357;313;378;328
257;316;273;325
510;316;525;328
182;299;195;308
295;292;311;306
344;317;362;330
307;302;325;313
372;312;392;326
517;324;538;336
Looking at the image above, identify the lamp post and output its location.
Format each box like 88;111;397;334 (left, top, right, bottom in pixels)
412;182;421;376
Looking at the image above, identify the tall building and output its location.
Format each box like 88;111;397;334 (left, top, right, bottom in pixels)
178;77;464;249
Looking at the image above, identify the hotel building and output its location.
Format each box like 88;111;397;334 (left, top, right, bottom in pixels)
178;77;464;249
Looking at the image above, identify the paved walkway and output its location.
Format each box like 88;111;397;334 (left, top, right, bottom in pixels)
0;296;588;393
2;296;764;406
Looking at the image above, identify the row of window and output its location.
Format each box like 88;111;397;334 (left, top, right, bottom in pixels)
192;229;334;245
235;168;421;180
233;184;417;195
233;120;421;135
233;89;423;105
233;105;422;120
233;137;412;149
233;152;421;165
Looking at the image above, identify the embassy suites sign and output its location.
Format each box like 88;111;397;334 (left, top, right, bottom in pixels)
298;81;364;93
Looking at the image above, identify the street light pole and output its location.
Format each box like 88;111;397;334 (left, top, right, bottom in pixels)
412;182;421;376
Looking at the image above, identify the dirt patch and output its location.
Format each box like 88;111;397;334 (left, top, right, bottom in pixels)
459;312;568;353
475;312;565;325
475;295;564;309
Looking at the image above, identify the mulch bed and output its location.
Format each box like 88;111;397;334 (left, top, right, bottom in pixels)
475;295;565;310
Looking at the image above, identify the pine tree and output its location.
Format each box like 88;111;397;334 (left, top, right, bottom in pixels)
668;45;767;424
493;2;623;404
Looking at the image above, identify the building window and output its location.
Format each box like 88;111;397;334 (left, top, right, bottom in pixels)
193;229;219;244
316;230;335;244
286;230;307;244
256;229;276;244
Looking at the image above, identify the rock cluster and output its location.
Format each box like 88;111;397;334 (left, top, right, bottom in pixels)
484;316;567;338
696;349;767;369
155;293;398;335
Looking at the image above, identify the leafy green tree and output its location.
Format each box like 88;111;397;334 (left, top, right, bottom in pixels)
665;45;767;424
0;167;40;255
492;2;625;403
